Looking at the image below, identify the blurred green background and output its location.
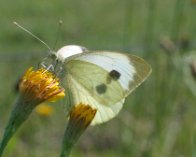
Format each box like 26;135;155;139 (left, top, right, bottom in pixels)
0;0;196;156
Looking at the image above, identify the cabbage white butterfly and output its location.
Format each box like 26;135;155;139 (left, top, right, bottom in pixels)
14;22;151;125
55;45;151;125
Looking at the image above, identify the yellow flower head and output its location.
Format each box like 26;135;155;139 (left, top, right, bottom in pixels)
69;103;97;128
35;103;54;117
0;67;64;156
61;103;97;156
66;103;97;137
19;67;65;104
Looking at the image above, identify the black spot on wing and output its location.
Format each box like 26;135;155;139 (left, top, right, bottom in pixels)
109;70;121;80
96;83;107;94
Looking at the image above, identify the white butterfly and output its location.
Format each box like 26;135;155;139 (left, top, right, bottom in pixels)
13;22;151;125
51;45;151;125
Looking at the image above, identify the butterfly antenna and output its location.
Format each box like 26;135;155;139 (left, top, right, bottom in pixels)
13;21;53;53
53;20;63;50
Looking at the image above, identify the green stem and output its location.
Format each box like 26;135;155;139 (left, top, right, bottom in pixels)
60;140;74;157
171;0;186;41
144;0;156;53
60;121;85;157
122;0;134;51
60;125;77;157
0;121;15;156
0;96;35;157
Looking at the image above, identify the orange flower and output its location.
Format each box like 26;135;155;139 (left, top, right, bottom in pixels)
60;103;97;157
35;103;54;117
19;67;65;103
69;103;97;128
0;67;65;156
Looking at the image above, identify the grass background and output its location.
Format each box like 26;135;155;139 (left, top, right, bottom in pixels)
0;0;196;156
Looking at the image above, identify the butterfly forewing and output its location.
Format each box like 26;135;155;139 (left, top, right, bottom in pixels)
65;60;125;105
64;51;151;124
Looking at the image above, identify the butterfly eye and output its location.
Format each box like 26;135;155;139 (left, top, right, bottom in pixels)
39;55;54;69
38;54;64;78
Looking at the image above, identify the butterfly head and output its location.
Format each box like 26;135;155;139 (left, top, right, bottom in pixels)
39;53;62;76
39;45;87;78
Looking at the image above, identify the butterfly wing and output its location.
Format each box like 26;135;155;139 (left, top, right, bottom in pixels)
65;72;124;125
64;51;151;125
